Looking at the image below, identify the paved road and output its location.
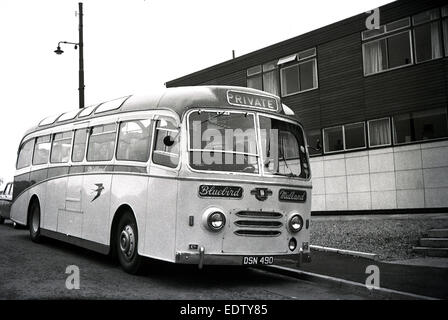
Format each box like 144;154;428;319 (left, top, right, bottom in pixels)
292;251;448;299
0;222;376;300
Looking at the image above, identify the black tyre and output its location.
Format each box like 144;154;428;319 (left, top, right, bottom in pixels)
116;212;143;274
0;217;4;225
29;200;42;243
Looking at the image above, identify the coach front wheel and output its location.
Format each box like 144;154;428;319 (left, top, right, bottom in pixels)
29;200;42;243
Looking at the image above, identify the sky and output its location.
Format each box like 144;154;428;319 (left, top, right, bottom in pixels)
0;0;393;186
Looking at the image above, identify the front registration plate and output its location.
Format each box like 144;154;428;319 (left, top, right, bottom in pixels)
242;256;274;265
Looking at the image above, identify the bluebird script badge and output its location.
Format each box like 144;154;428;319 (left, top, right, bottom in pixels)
198;185;243;199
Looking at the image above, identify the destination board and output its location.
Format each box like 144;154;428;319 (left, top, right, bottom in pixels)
226;90;279;111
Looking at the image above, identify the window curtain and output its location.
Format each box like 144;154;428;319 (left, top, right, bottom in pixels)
247;75;262;90
364;40;384;74
369;119;390;146
263;70;279;96
442;19;448;56
430;21;442;59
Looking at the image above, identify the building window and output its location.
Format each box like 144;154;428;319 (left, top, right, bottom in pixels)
344;122;366;150
363;30;413;75
279;48;318;97
50;131;72;163
323;126;344;153
280;64;299;96
246;61;279;96
443;6;448;56
413;9;443;63
363;7;448;75
246;65;262;90
393;107;448;144
32;135;51;165
262;61;279;96
323;122;366;153
368;118;391;147
362;17;411;40
87;124;117;162
306;129;322;156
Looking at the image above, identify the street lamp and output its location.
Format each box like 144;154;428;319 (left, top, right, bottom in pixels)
54;46;64;55
54;2;85;109
54;41;78;55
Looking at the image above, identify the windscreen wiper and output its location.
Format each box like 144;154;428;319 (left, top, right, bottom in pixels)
277;152;299;178
278;138;299;178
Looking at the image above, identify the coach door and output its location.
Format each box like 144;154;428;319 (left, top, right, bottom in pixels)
59;125;89;238
45;131;72;232
145;117;180;259
80;122;117;245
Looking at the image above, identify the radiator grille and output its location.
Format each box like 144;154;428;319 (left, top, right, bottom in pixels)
234;211;283;237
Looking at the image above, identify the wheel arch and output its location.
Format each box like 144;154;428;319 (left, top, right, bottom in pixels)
27;194;40;228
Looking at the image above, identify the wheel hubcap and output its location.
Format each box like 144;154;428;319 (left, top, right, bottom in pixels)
119;225;135;259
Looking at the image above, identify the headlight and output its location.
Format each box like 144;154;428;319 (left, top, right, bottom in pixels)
207;211;226;231
288;214;303;233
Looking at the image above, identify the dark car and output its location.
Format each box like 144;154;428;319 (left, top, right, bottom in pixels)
0;182;13;224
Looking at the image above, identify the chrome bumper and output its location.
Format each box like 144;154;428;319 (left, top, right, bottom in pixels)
175;247;311;268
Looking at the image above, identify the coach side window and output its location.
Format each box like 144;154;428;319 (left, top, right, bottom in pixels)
16;140;34;169
51;131;73;163
72;129;88;162
152;119;179;168
32;135;51;165
87;124;117;162
117;119;152;162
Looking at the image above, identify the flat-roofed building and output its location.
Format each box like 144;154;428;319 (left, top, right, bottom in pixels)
166;0;448;214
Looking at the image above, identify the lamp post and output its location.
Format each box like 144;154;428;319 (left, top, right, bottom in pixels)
54;2;85;109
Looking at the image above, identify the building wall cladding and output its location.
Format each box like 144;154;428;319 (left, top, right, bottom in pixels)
311;140;448;211
166;0;448;212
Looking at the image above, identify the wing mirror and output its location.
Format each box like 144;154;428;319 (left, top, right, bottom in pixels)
163;135;175;147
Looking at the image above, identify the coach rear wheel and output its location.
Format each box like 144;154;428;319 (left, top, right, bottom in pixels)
0;217;4;224
116;212;143;274
29;200;42;243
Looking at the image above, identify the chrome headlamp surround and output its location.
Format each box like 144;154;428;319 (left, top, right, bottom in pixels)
288;214;303;233
203;208;226;232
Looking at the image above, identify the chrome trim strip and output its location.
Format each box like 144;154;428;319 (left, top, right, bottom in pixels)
175;176;312;189
40;228;109;255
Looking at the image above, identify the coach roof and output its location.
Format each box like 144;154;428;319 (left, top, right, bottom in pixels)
24;86;295;137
